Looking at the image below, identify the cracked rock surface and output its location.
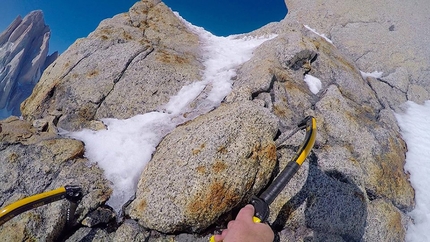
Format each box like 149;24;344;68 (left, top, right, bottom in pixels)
224;20;413;241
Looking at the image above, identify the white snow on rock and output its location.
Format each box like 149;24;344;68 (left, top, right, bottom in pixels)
304;74;322;94
304;24;333;44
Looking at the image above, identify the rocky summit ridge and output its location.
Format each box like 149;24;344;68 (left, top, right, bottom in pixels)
0;10;58;119
1;0;428;241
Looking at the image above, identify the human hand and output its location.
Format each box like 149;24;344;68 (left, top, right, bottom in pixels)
213;204;274;242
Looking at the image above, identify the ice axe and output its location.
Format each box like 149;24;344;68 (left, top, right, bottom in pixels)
210;116;317;241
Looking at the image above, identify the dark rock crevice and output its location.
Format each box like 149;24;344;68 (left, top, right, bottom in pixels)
91;46;155;114
251;75;277;102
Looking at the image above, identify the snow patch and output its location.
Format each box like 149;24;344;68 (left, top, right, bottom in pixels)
395;100;430;242
304;74;322;94
304;25;333;44
360;70;383;79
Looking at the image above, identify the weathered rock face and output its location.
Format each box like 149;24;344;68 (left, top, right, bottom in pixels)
21;0;202;132
0;11;58;119
283;0;430;107
1;0;425;241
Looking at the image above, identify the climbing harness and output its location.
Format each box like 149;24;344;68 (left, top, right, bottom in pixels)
0;185;82;226
210;116;317;241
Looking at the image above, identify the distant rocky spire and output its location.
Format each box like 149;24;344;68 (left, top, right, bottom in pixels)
0;10;58;119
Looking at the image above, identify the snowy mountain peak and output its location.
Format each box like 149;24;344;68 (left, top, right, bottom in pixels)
0;10;58;119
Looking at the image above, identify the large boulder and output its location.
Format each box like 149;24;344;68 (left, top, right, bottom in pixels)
128;101;279;232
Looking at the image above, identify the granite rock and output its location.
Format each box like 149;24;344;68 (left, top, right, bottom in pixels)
128;101;279;232
0;117;112;241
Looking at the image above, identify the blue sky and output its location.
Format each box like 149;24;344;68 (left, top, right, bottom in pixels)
1;0;287;54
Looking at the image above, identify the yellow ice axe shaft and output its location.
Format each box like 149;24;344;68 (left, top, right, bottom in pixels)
0;185;82;226
257;116;317;207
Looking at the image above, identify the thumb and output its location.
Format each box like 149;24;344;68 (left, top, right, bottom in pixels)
235;204;255;222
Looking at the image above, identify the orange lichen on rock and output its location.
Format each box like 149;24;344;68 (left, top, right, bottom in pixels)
212;160;227;174
187;181;239;221
137;198;147;212
192;143;206;155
